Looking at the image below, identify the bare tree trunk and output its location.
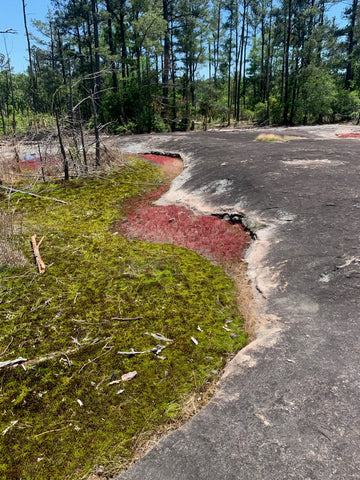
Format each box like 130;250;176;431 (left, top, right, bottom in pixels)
22;0;36;110
265;1;273;124
171;24;177;132
8;62;17;134
90;94;101;167
146;54;152;133
119;0;128;78
68;61;81;172
227;15;233;125
105;0;120;91
55;110;69;181
92;0;102;113
283;0;292;125
162;0;171;123
345;0;358;89
0;98;6;135
136;48;142;134
236;1;246;122
214;1;221;88
77;109;88;172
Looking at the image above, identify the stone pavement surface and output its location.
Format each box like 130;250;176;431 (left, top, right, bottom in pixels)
114;125;360;480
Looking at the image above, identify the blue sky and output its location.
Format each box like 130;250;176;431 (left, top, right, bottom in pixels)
0;0;50;73
0;0;347;74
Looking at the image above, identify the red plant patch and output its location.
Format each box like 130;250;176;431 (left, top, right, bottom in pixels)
121;155;250;265
336;133;360;138
20;155;41;170
138;153;180;166
19;155;62;171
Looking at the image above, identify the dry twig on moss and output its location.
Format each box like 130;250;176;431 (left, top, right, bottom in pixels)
0;338;111;370
31;234;46;274
111;316;143;322
0;184;67;204
117;345;166;356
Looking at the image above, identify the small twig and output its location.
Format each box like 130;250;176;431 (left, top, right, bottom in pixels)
2;420;18;436
0;184;67;204
0;357;27;369
34;426;70;438
31;234;46;274
78;346;114;374
111;316;143;322
61;353;72;368
0;336;14;358
117;345;166;356
71;319;105;325
0;338;111;370
37;236;45;248
150;333;173;343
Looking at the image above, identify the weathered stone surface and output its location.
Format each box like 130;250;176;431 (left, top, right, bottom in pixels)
114;125;360;480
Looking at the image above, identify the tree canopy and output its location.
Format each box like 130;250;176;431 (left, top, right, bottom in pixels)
1;0;360;135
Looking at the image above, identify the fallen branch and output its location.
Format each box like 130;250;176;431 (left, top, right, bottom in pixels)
0;338;111;370
2;420;18;436
0;357;27;369
31;235;46;274
0;184;67;204
78;346;114;374
149;333;173;343
117;345;166;356
111;316;143;322
34;426;70;438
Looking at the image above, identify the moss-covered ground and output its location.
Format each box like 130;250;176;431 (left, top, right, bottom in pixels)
0;158;248;479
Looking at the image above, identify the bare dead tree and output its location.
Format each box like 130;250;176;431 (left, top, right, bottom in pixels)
21;0;36;110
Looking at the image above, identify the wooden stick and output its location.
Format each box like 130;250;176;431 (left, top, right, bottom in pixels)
31;235;46;274
117;345;166;356
37;236;45;248
0;338;111;370
111;316;143;322
0;357;27;369
0;184;67;204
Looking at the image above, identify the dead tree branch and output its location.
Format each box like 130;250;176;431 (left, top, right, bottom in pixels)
0;29;16;34
31;234;46;274
0;184;67;204
111;316;143;322
0;338;111;370
117;345;166;356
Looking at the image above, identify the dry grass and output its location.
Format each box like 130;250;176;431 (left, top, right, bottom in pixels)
256;133;306;142
256;133;285;142
0;211;27;267
227;261;258;340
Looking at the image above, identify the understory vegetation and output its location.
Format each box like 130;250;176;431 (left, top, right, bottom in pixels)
1;0;360;140
0;158;247;479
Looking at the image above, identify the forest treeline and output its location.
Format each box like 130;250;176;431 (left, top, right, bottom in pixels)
1;0;360;136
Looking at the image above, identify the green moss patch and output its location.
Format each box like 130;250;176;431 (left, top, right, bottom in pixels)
0;159;247;479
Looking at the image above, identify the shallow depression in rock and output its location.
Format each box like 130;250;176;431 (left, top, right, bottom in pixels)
121;154;251;266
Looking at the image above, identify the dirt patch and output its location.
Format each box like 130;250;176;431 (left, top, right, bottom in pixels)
282;159;345;167
256;133;306;142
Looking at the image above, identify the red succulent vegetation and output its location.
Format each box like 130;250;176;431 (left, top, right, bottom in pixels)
121;155;251;265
